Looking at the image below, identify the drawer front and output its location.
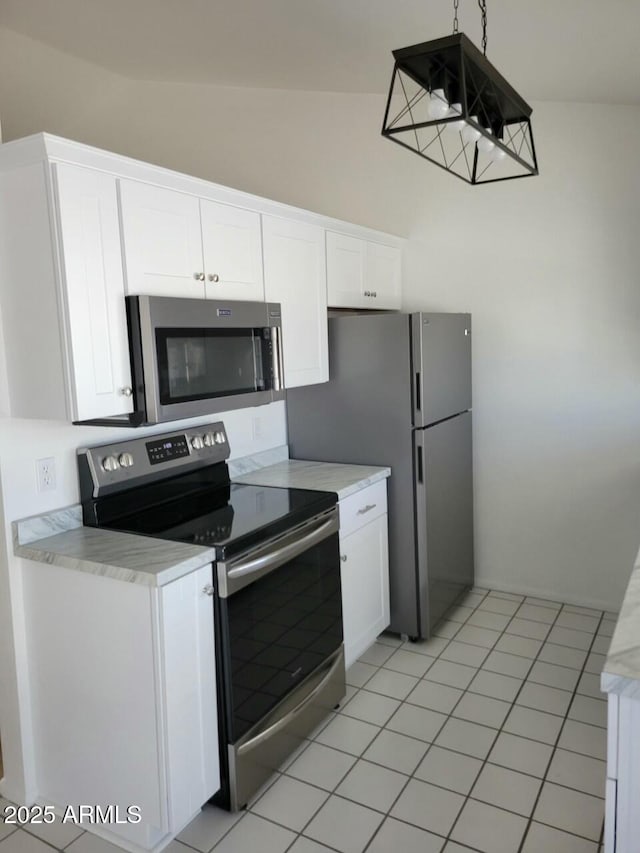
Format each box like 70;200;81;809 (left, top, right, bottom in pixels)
339;479;388;538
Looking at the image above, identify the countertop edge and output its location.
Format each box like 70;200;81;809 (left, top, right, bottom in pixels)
13;528;216;588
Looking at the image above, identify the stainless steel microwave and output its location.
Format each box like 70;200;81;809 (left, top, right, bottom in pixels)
126;295;284;425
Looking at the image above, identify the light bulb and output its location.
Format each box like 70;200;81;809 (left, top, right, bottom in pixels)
446;103;465;134
489;146;507;162
461;117;481;144
427;89;449;120
477;133;495;154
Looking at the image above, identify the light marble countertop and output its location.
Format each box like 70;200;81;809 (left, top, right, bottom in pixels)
602;543;640;697
232;459;391;500
14;525;215;588
13;451;389;589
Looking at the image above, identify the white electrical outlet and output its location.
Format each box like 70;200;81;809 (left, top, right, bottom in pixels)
252;416;262;440
36;457;57;492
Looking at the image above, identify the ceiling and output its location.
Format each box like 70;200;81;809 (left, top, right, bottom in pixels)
0;0;638;104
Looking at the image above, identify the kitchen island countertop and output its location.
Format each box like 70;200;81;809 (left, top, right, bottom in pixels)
601;542;640;697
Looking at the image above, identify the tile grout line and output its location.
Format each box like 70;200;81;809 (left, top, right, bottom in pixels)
348;590;608;847
358;586;494;853
443;593;608;848
378;589;607;850
514;604;607;853
437;588;560;851
282;586;494;853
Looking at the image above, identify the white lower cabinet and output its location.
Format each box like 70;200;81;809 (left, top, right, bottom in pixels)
22;561;218;853
338;480;390;669
603;689;640;853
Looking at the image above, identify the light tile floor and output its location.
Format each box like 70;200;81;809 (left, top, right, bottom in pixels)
0;588;615;853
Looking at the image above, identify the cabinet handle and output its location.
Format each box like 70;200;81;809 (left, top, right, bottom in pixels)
207;273;220;283
193;272;205;281
372;291;377;297
364;290;370;297
357;503;376;515
203;584;214;596
120;386;133;397
340;555;347;562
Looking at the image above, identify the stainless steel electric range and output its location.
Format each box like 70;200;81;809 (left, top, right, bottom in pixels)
78;421;345;811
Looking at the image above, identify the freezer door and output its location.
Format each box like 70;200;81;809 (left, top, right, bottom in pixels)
412;313;472;428
414;411;474;638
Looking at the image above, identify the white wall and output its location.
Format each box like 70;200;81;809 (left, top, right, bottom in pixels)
0;27;420;236
402;101;640;609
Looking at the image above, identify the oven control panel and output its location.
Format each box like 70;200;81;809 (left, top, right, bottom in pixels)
146;434;191;466
78;421;230;497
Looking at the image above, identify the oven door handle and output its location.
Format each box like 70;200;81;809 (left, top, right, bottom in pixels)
217;509;339;597
236;646;344;758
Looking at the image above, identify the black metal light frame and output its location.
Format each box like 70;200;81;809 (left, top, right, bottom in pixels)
381;33;538;184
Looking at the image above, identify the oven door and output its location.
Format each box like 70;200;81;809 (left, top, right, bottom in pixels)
127;295;284;423
213;506;344;810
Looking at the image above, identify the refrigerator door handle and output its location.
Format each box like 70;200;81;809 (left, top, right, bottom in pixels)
415;372;421;411
417;444;424;483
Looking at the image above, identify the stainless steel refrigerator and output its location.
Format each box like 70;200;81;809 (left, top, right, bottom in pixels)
286;312;474;640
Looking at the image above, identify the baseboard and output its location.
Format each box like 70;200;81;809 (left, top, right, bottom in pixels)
476;574;621;615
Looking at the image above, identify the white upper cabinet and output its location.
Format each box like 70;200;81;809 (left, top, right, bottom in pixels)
200;199;264;301
119;180;264;301
365;241;402;309
326;231;402;310
326;232;365;308
54;164;134;421
119;180;204;298
0;156;134;422
262;215;328;388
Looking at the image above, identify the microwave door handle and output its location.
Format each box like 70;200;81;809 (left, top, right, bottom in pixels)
271;325;284;390
218;511;339;597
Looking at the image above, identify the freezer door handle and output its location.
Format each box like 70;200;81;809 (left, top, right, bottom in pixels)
415;372;421;411
417;444;424;483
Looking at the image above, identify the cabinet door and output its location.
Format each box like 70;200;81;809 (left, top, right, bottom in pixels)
54;163;134;421
159;565;219;830
119;179;205;298
262;215;328;388
23;561;168;849
200;199;264;301
340;514;390;669
326;231;366;308
365;242;401;310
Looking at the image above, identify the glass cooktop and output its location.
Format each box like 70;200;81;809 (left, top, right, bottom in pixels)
100;481;336;560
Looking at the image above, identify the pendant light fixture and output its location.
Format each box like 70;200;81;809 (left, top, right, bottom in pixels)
381;0;538;184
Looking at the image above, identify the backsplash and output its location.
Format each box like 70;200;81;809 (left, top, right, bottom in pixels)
0;400;287;524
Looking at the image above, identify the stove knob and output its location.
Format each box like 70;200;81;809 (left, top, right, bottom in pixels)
203;432;216;447
214;431;226;444
101;455;119;472
119;452;134;468
191;435;205;450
